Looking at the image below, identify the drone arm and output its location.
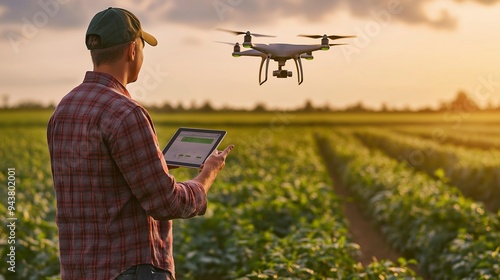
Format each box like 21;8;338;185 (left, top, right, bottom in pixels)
293;57;304;85
259;55;270;85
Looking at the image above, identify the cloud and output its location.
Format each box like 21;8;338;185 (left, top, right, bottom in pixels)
343;0;458;30
0;0;499;35
454;0;500;5
156;0;498;30
0;0;90;28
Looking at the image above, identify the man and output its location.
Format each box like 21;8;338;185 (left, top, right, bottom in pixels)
47;7;233;280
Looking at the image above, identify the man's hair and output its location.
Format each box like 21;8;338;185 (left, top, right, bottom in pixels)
87;35;130;66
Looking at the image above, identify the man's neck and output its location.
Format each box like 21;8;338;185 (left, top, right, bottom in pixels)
93;64;128;87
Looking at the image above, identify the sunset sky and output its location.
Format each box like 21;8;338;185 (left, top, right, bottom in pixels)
1;0;500;110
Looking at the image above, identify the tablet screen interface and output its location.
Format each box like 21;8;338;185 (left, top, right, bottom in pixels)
163;129;225;167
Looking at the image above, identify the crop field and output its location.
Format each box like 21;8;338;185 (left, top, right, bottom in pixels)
0;110;499;279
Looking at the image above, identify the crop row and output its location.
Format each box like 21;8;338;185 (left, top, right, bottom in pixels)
1;127;418;279
0;128;60;279
168;128;417;279
392;126;500;151
317;130;500;279
353;128;500;212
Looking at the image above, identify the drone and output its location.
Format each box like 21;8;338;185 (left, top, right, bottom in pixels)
216;28;356;85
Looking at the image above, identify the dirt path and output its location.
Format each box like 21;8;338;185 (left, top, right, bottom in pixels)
327;169;401;264
328;168;429;278
324;164;428;279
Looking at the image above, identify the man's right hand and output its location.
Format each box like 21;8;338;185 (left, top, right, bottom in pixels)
193;144;234;192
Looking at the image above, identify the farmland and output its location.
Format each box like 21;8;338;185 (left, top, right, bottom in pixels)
0;109;499;279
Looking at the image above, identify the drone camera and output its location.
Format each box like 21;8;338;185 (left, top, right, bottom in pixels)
273;70;292;78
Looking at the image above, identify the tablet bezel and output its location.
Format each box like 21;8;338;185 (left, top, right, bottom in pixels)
162;127;227;168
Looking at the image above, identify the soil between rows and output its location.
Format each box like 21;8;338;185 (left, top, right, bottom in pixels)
326;168;427;278
327;170;400;264
319;148;427;279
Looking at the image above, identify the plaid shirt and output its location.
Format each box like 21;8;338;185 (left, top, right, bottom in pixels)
47;71;207;280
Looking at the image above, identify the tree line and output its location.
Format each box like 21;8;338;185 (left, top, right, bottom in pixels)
1;91;498;113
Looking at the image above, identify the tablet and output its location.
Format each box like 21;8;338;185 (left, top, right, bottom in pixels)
162;128;227;168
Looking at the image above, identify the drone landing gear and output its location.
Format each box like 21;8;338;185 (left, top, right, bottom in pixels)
293;57;304;85
258;56;270;85
259;58;304;85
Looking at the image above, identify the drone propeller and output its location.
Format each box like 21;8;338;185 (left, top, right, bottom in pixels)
216;28;276;38
329;43;347;46
298;34;356;40
214;41;243;55
214;41;240;46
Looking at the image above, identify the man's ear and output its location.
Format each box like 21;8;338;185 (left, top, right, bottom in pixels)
127;41;136;61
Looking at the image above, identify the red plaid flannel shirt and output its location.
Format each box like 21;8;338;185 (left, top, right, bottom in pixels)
47;71;207;280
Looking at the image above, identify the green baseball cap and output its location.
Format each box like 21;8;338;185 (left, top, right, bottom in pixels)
86;7;157;49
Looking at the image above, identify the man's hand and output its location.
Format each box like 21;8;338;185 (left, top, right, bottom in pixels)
193;144;234;193
200;144;234;171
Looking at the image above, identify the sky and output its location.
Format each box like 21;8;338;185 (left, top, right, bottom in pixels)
1;0;500;110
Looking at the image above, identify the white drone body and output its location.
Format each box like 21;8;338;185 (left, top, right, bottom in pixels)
217;29;355;85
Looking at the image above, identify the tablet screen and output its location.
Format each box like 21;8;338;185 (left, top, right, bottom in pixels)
162;128;226;168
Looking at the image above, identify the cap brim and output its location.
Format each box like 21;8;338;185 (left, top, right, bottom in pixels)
142;30;157;46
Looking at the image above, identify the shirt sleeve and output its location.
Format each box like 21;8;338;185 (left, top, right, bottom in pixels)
109;106;207;220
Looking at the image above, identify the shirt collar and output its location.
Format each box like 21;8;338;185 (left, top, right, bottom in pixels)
83;71;131;98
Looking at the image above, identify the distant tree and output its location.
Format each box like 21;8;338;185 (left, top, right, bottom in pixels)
175;102;185;112
449;91;480;112
417;106;435;113
252;102;267;112
301;99;315;112
402;105;412;112
199;100;215;112
380;102;390;112
219;104;235;112
345;101;369;112
159;101;175;112
320;102;331;112
437;100;449;112
16;100;45;109
189;100;198;111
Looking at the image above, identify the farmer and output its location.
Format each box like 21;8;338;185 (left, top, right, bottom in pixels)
47;7;234;280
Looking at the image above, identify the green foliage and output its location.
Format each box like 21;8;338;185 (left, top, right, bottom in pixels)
0;128;60;279
317;130;500;279
172;129;417;279
354;128;500;211
0;126;418;279
435;230;500;279
5;110;499;279
393;125;500;151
